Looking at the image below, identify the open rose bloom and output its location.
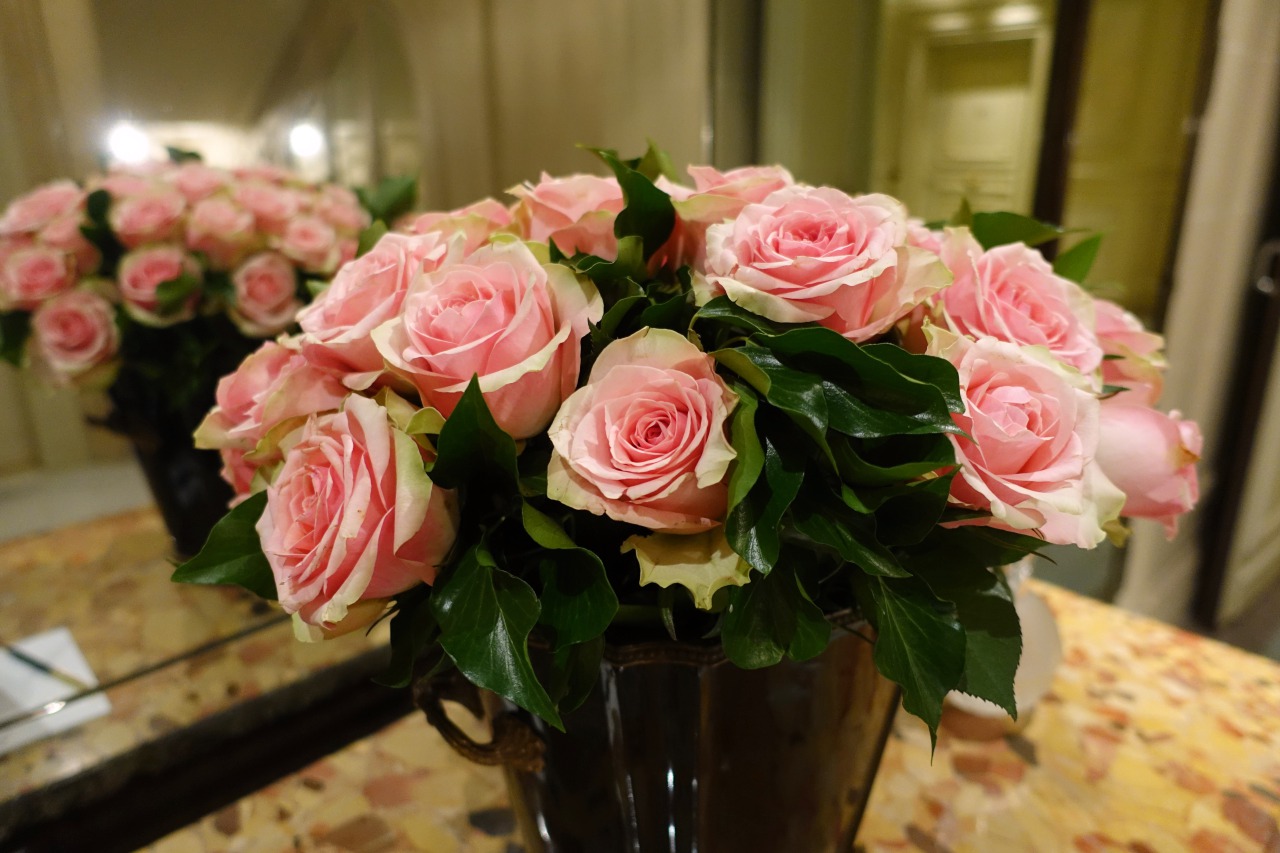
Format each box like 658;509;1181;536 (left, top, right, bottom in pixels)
178;145;1201;739
0;157;370;391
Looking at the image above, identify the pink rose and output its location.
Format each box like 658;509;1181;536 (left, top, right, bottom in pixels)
117;244;201;326
699;187;951;341
0;181;84;236
372;239;602;438
230;252;302;337
547;327;738;531
196;340;348;496
661;165;795;268
276;214;339;274
311;185;370;234
928;326;1123;548
95;172;154;198
166;163;229;203
233;181;300;234
109;187;187;249
258;394;459;633
233;164;292;184
938;229;1103;375
906;218;944;254
219;448;256;499
296;231;458;387
186;197;257;270
30;289;119;384
509;173;624;259
1;245;75;309
38;213;100;275
1095;298;1166;405
404;198;513;255
1095;402;1200;537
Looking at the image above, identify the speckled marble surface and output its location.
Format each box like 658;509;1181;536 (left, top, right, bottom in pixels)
0;509;390;816
151;581;1280;853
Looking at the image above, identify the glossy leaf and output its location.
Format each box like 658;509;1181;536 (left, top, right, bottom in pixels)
376;587;436;688
1053;234;1103;284
155;273;201;314
970;211;1064;250
914;562;1021;718
588;147;676;260
171;491;277;600
429;376;519;495
725;383;763;514
357;175;418;224
726;434;804;575
0;312;31;366
722;563;828;668
790;486;909;577
536;554;618;649
545;635;605;714
831;433;956;487
714;346;829;448
357;221;389;257
858;574;965;742
432;543;562;729
694;295;795;337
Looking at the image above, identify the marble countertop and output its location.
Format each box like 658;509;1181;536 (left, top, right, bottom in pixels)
0;509;392;838
149;581;1280;853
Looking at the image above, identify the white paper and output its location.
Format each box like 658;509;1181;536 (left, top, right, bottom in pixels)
0;626;112;755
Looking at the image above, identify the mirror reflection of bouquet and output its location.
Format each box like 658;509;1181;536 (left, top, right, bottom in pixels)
179;145;1200;738
0;155;372;399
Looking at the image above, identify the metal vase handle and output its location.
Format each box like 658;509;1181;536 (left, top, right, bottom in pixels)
412;668;546;773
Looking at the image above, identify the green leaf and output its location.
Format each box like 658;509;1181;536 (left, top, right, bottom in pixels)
632;140;678;182
970;211;1063;250
790;486;909;577
165;145;203;163
904;525;1045;574
171;491;277;600
949;197;974;227
757;329;962;436
714;346;830;449
432;543;562;729
305;278;329;299
520;501;574;549
357;221;389;257
722;563;828;668
1053;234;1102;284
569;235;646;282
587;293;647;357
694;295;796;337
857;574;965;741
914;562;1021;718
637;290;694;332
155;273;201;314
725;433;804;574
725;383;762;514
0;312;31;366
357;175;418;224
587;147;676;260
376;587;436;688
867;474;954;546
545;635;604;714
536;552;618;649
831;433;956;487
430;376;519;494
80;189;123;275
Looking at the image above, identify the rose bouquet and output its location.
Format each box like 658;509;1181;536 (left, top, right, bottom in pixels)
176;145;1199;740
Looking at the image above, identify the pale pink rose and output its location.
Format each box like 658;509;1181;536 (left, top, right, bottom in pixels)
1;246;75;309
233;181;300;234
233;164;292;184
938;229;1103;375
699;187;951;341
230;252;302;337
296;231;458;387
258;395;459;632
38;213;100;275
0;181;84;236
95;172;154;198
906;218;944;254
509;173;624;259
928;326;1122;548
30;289;119;385
311;185;370;234
1094;298;1166;405
662;165;796;268
186;197;257;270
373;239;603;438
117;244;201;326
166;163;229;202
196;340;348;499
197;340;346;451
109;187;187;249
404;198;513;255
1095;402;1200;537
277;214;340;274
547;327;738;532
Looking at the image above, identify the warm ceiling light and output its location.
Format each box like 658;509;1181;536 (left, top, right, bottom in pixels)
106;122;150;164
289;123;325;159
